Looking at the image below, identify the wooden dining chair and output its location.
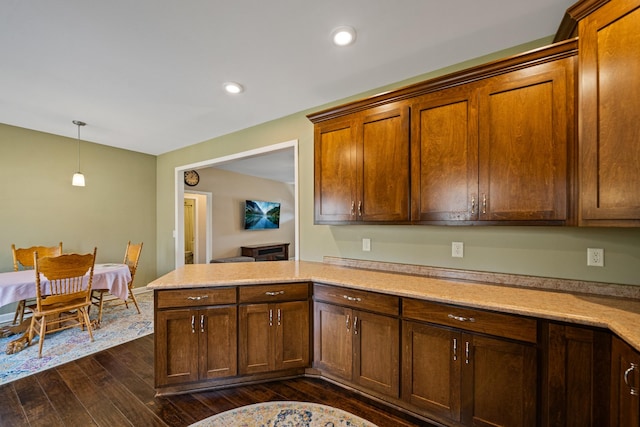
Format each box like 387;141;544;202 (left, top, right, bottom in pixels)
26;248;97;358
11;242;63;325
91;241;143;325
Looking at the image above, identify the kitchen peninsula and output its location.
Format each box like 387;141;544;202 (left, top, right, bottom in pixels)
148;259;640;426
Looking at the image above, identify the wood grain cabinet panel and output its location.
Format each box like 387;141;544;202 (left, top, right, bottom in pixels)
402;320;461;423
239;300;310;375
313;102;410;224
314;118;358;222
611;336;640;426
314;301;353;380
411;86;478;222
402;298;537;427
314;288;400;399
411;52;575;224
578;0;640;226
542;322;611;427
477;60;573;222
155;305;237;387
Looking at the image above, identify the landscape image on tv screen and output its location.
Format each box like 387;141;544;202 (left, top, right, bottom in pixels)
244;200;280;230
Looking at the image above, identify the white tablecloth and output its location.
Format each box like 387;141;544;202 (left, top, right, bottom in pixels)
0;263;131;307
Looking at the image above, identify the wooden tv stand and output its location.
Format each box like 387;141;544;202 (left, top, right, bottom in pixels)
241;242;289;261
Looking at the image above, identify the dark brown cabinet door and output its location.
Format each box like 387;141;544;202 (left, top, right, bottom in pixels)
352;310;400;398
411;86;479;222
276;300;310;370
156;306;238;387
543;323;610;427
402;321;461;422
314;118;358;222
477;58;573;222
402;321;536;427
240;301;310;375
578;0;640;226
239;303;272;374
313;302;353;380
464;334;537;427
155;309;200;387
358;104;410;222
200;306;238;380
611;336;640;427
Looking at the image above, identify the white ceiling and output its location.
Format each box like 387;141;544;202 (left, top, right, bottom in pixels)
213;148;295;184
1;0;574;157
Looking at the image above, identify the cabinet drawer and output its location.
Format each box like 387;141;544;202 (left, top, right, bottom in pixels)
403;299;537;343
313;284;400;316
238;283;309;303
156;287;236;309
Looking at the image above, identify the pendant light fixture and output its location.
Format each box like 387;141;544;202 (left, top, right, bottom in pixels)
72;120;86;187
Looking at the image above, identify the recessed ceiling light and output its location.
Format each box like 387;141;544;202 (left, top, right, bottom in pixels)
223;82;244;94
331;26;356;47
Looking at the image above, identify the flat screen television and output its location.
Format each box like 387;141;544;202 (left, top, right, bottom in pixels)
244;200;281;230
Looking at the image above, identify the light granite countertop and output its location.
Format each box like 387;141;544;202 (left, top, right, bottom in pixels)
147;260;640;352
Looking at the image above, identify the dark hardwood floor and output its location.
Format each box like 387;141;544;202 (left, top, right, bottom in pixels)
0;334;435;427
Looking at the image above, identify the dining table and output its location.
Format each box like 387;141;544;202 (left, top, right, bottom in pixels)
0;263;132;353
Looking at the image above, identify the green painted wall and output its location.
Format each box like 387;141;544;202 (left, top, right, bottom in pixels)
157;38;640;287
0;123;157;317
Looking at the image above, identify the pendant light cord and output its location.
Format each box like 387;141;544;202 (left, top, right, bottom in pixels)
73;120;86;171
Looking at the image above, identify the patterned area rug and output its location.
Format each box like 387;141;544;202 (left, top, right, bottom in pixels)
190;401;379;427
0;290;153;385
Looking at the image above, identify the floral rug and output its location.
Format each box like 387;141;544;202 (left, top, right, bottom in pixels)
0;290;153;385
190;401;378;427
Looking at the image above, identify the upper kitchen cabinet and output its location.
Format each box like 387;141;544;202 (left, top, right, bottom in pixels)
311;102;410;224
410;85;479;222
476;56;574;223
309;39;577;226
411;41;577;224
577;0;640;226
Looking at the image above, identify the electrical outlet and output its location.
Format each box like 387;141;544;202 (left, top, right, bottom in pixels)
452;242;464;258
362;238;371;252
587;248;604;267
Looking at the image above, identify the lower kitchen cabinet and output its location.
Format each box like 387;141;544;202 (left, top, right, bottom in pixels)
402;299;537;427
239;300;310;375
155;305;238;387
238;283;310;375
611;336;640;426
542;322;611;426
313;285;400;398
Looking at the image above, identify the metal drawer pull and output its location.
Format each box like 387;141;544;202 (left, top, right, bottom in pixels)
277;308;281;326
353;316;359;335
448;314;475;323
351;201;355;216
465;341;470;364
186;295;208;301
269;309;273;327
200;314;205;333
624;363;639;396
191;315;195;334
343;295;362;302
357;201;362;217
265;291;285;296
452;338;458;361
471;196;476;215
346;314;351;331
482;194;487;214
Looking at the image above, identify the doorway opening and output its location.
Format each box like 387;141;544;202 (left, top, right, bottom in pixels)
174;140;298;268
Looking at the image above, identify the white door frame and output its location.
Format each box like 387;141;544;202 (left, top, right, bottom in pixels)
174;139;299;267
184;191;213;263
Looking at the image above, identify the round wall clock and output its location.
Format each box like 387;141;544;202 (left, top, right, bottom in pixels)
184;170;200;186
